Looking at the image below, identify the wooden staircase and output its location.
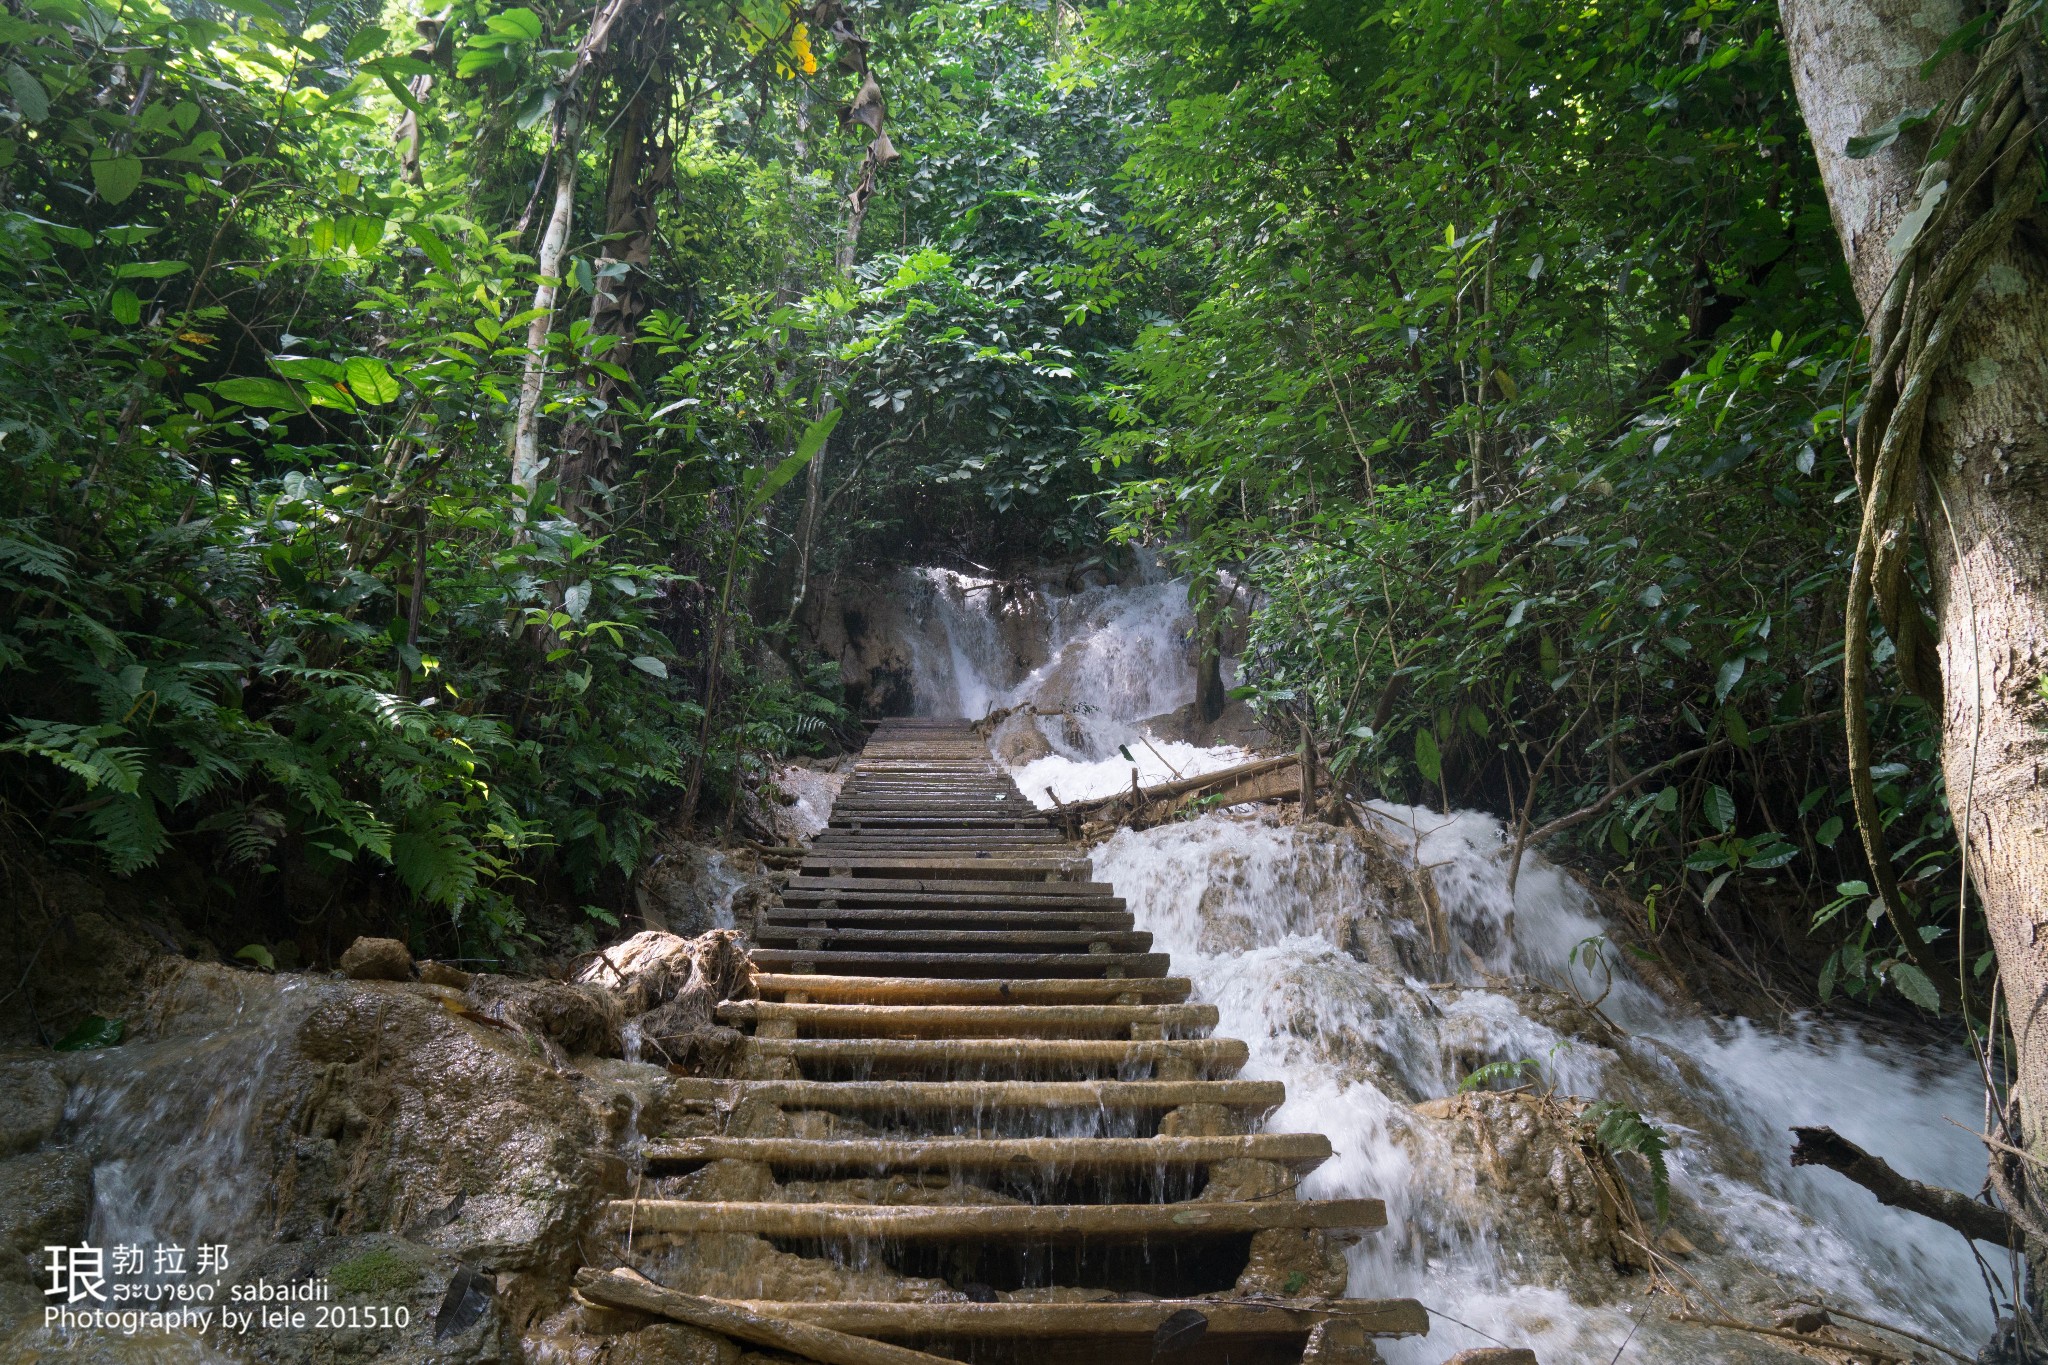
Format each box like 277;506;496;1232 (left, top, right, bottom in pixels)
592;718;1431;1365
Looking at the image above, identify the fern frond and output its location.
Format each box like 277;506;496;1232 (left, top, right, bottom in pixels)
82;790;169;875
1584;1100;1672;1219
1459;1058;1540;1092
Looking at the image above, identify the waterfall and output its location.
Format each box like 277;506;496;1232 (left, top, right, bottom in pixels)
897;562;1995;1362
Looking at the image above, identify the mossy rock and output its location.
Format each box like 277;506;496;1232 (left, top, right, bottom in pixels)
327;1245;424;1296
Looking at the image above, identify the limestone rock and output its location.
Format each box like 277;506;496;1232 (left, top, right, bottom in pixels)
466;974;623;1058
1406;1092;1647;1293
607;1323;743;1365
0;1062;65;1156
420;960;475;989
1233;1226;1349;1298
339;935;414;980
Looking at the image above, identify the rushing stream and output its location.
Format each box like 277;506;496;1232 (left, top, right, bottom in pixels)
885;561;1997;1362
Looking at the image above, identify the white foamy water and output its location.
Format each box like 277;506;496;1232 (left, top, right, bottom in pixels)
898;562;1996;1362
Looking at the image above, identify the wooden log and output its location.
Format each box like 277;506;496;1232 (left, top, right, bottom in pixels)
779;890;1127;911
741;1036;1247;1075
606;1197;1386;1239
795;854;1088;878
573;1269;961;1365
759;908;1137;930
641;1133;1334;1175
666;1077;1286;1111
716;1001;1218;1037
700;1299;1430;1340
753;928;1154;952
1045;755;1298;818
749;974;1193;1004
747;949;1172;978
790;877;1118;897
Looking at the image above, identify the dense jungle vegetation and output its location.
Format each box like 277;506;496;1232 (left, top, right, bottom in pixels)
0;0;2034;1035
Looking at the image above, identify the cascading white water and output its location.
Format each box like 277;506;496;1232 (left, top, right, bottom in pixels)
897;563;1997;1363
895;563;1252;800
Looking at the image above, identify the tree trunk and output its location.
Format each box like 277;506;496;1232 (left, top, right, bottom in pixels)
1783;0;2048;1205
511;103;584;504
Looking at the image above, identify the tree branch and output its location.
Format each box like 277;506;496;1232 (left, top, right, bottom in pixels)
1504;714;1830;856
1790;1125;2018;1246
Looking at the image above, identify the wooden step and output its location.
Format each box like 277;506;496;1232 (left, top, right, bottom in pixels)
741;1036;1247;1077
754;927;1154;952
717;1001;1217;1037
760;907;1136;931
668;1077;1285;1112
642;1133;1333;1175
695;1298;1430;1341
780;888;1126;911
607;1198;1385;1240
796;857;1085;881
750;974;1193;1004
792;877;1118;898
748;949;1171;978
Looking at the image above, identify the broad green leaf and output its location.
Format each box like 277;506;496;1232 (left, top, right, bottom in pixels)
631;655;668;679
235;943;276;970
1845;106;1933;160
484;7;543;40
54;1015;124;1051
1714;655;1745;703
405;222;454;273
343;356;400;405
1703;783;1735;832
91;151;144;205
343;23;389;60
109;288;142;325
114;260;190;279
745;407;842;514
1888;962;1940;1012
212;377;303;409
6;61;49;121
1886;180;1947;262
1413;728;1442;784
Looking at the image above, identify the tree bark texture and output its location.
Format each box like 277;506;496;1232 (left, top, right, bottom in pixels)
1782;0;2048;1156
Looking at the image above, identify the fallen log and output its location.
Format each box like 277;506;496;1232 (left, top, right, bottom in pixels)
575;1267;959;1365
1790;1125;2018;1246
1046;754;1306;833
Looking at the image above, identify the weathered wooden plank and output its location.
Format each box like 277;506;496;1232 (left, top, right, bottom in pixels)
701;1298;1431;1341
573;1270;964;1365
753;927;1154;951
747;949;1171;978
760;907;1135;930
749;974;1193;1004
642;1132;1334;1175
608;1198;1386;1239
789;877;1117;897
665;1077;1286;1110
741;1035;1246;1076
714;1001;1214;1038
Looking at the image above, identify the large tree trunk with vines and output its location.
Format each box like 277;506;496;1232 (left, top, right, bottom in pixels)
1782;0;2048;1242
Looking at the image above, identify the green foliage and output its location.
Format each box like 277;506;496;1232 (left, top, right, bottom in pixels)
1076;0;1962;1000
0;0;856;955
1582;1100;1672;1221
1459;1058;1540;1093
53;1015;124;1051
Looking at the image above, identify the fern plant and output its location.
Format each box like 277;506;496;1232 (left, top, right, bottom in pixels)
1582;1100;1672;1219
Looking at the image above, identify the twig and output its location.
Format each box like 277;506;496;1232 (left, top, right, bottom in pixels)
1784;1298;1974;1363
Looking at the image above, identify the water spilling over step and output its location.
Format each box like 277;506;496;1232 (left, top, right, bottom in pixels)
588;717;1435;1365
